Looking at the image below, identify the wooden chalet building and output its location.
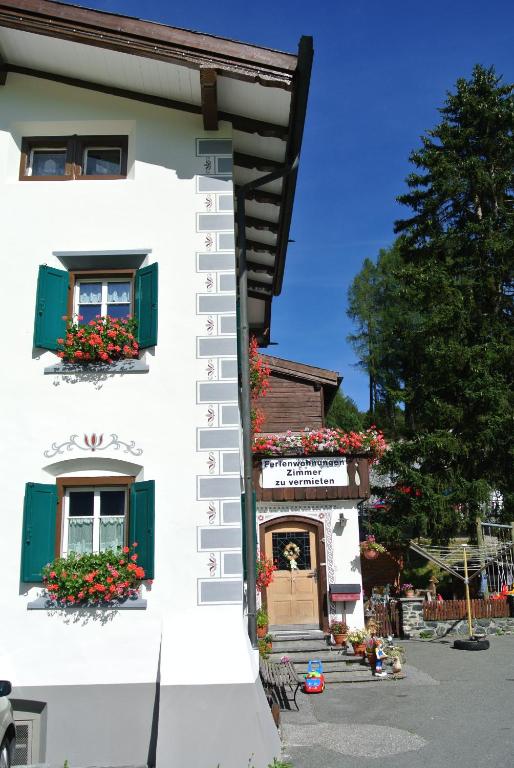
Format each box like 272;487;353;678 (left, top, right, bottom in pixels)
252;356;371;633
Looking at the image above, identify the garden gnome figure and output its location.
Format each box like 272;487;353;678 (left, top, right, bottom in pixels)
374;638;387;677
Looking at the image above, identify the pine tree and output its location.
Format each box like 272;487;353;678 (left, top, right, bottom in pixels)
349;66;514;542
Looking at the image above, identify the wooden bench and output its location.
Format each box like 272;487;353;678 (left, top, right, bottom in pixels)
259;658;302;711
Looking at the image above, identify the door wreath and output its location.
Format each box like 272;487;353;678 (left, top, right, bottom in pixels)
283;542;301;571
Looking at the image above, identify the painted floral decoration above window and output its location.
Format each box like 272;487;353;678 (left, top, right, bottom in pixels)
57;315;138;364
252;427;387;461
42;543;146;606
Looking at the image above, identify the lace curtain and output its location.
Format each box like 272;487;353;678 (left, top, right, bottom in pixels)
68;517;124;554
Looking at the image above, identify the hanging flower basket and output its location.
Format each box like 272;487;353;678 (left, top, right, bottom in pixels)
360;535;387;559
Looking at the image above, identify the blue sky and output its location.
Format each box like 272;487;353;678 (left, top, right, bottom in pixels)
65;1;514;408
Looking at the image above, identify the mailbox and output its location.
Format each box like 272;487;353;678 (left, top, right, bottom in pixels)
329;583;361;602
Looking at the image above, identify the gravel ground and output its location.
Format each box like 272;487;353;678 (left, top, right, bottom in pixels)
280;635;514;768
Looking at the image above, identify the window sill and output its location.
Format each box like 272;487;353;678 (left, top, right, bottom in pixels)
44;359;149;375
27;596;147;610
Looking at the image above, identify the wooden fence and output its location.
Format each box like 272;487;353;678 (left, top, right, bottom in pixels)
423;598;510;621
373;600;402;637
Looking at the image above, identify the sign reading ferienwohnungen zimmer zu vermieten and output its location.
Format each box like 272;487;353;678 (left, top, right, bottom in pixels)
261;457;348;488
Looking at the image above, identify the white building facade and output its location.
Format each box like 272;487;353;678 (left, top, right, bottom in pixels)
0;2;312;766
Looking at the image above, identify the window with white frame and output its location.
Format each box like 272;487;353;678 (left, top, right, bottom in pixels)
74;277;133;324
62;486;127;556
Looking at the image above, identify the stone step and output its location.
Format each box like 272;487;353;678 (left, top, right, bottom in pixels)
295;660;370;674
269;649;364;664
269;639;330;653
270;631;325;642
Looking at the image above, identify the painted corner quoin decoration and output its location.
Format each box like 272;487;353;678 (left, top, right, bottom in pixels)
195;138;243;605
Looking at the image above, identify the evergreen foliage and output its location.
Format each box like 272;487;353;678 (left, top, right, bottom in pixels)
348;66;514;542
325;391;365;432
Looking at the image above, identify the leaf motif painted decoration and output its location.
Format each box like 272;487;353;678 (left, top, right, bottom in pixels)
207;452;216;474
205;234;214;250
207;553;217;576
206;406;215;427
207;502;216;524
44;433;142;458
206;316;215;335
206;360;215;380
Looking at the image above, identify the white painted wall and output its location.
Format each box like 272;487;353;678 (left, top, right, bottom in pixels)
0;74;284;768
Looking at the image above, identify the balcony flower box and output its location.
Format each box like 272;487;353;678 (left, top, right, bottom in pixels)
252;427;386;461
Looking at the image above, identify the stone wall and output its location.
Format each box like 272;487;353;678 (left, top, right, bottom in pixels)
400;597;514;639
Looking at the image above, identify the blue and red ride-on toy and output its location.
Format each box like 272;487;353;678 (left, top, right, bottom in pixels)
303;659;325;693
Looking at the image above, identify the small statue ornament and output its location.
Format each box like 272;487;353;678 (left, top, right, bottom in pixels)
374;638;388;677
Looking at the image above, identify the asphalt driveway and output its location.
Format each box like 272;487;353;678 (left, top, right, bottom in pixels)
281;636;514;768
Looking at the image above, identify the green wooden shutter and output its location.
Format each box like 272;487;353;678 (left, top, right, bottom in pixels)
33;265;68;350
135;263;158;348
129;480;155;579
21;483;57;582
241;491;257;581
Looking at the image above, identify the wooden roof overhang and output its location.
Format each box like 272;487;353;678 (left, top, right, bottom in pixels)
0;0;313;344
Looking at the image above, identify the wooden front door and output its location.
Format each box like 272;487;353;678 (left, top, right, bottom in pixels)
264;520;320;628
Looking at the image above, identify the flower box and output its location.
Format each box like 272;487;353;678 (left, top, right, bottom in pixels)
57;315;139;365
252;427;386;461
43;543;147;607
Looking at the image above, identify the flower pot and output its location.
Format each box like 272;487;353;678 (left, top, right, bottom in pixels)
333;633;348;646
256;625;268;639
392;657;402;673
362;549;379;560
352;642;367;656
403;589;415;597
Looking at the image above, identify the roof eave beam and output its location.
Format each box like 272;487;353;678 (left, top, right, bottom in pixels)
244;215;279;234
200;67;218;131
235;186;281;206
234;152;282;172
245;238;276;255
2;64;289;139
0;53;7;85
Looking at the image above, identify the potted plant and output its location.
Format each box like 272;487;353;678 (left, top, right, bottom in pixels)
347;628;369;656
258;634;273;659
360;535;387;560
257;607;269;639
329;620;349;646
401;582;415;597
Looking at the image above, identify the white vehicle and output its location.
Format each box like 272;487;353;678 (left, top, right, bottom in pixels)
0;682;15;768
